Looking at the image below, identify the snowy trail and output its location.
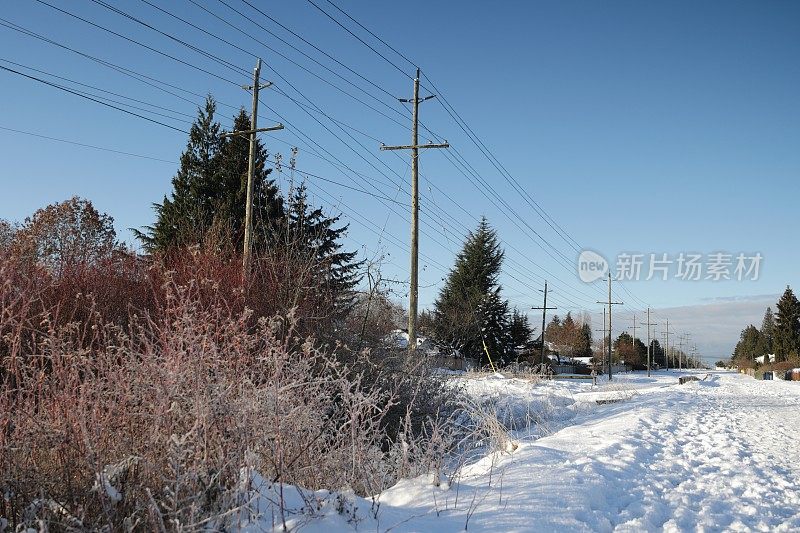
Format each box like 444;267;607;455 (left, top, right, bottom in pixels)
605;375;800;532
252;372;800;532
379;372;800;532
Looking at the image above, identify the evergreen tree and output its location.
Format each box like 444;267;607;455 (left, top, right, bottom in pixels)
760;307;775;355
773;286;800;362
138;98;284;253
282;183;361;317
546;315;563;344
732;325;768;362
575;322;593;358
433;217;511;365
508;308;534;354
139;97;222;251
212;109;284;250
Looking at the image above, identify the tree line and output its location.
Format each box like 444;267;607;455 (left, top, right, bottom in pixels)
732;286;800;367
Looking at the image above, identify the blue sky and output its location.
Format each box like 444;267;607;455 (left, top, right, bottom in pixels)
1;1;798;358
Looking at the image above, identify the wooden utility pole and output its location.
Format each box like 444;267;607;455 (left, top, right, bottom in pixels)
381;67;448;352
643;308;655;377
222;58;284;279
597;275;623;380
532;281;557;367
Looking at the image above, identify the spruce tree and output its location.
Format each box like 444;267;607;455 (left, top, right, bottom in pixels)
773;286;800;362
508;308;534;354
760;307;775;355
212;109;284;251
433;217;511;365
139;96;222;252
138;98;284;253
576;322;593;358
283;183;361;317
733;325;767;362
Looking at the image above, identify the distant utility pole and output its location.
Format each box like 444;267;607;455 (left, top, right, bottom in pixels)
381;67;448;353
595;308;607;376
631;314;637;350
643;308;656;377
663;320;674;371
597;275;623;381
222;58;284;280
532;281;557;367
679;333;692;371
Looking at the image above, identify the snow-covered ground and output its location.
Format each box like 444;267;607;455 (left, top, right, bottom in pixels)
241;371;800;532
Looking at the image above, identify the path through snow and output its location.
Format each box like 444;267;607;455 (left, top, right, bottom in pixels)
247;371;800;532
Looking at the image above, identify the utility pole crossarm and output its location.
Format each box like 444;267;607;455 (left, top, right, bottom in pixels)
221;124;285;138
243;81;273;90
399;94;436;104
380;142;449;150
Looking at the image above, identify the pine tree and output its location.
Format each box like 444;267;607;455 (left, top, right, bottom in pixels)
773;286;800;362
433;217;511;365
732;325;768;362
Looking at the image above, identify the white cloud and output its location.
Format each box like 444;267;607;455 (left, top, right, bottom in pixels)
589;294;778;360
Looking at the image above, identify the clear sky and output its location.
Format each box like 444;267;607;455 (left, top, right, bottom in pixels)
1;0;798;359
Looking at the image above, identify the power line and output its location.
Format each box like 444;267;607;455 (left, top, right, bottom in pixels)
84;0;598;306
0;64;188;133
10;1;642;316
0;125;175;163
152;0;413;130
302;0;412;80
234;0;406;99
305;0;587;257
31;0;245;86
303;2;626;304
322;0;417;70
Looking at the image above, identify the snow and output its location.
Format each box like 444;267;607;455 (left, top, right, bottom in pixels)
238;371;800;532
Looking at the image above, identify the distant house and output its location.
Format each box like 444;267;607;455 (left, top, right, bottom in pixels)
385;330;474;371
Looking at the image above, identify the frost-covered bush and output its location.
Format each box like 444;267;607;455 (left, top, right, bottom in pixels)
0;259;453;531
